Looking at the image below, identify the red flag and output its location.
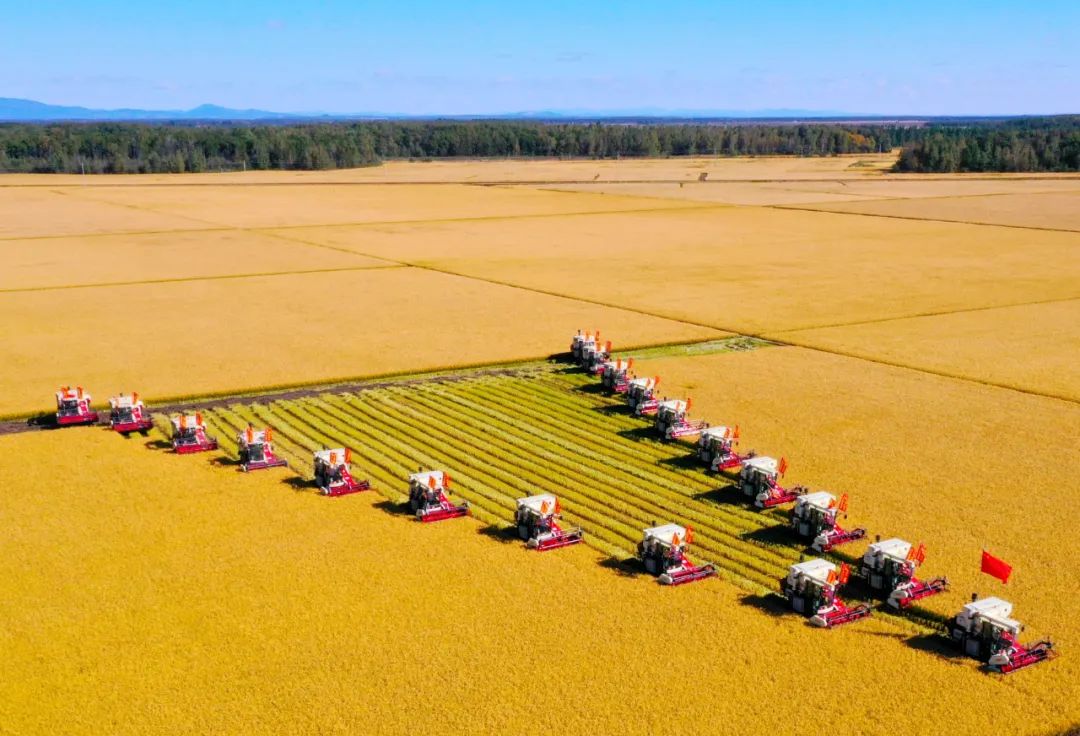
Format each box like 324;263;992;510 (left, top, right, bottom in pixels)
838;562;851;585
981;551;1012;584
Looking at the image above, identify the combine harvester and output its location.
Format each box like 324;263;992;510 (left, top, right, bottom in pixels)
655;398;707;441
697;424;754;472
570;330;610;373
313;447;370;497
237;426;289;472
781;558;871;628
735;456;806;509
53;386;99;427
626;376;661;416
789;491;866;552
570;330;597;364
600;358;633;392
636;524;717;585
107;393;153;435
171;413;217;454
948;596;1056;674
859;538;948;609
514;493;584;550
408;469;470;522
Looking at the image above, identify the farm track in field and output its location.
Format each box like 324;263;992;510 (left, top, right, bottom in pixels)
184;365;940;634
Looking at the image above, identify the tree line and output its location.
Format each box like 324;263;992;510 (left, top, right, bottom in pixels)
0;121;909;174
893;117;1080;172
0;117;1076;174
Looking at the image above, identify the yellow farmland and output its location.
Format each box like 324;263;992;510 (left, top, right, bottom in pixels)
0;427;1071;736
0;266;719;417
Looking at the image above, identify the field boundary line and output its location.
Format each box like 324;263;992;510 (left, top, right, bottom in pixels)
769;203;1080;234
0;264;408;294
765;295;1080;334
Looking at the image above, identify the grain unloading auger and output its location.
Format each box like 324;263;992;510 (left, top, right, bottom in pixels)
626;376;661;416
697;424;755;472
600;358;633;393
313;447;370;497
408;469;470;522
949;596;1056;674
237;425;289;472
515;493;584;551
655;398;708;440
735;456;806;509
53;386;99;427
781;559;871;628
108;393;153;435
171;413;217;453
859;538;949;609
789;491;867;552
636;524;717;585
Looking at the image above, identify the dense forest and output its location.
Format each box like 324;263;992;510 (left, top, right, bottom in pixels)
0;121;911;174
893;117;1080;172
0;117;1076;174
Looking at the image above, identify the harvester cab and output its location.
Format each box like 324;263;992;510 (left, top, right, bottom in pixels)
54;386;99;427
655;398;707;440
789;491;867;552
237;425;289;472
626;376;661;416
859;538;948;609
735;456;805;509
601;358;634;392
697;424;753;472
515;493;584;551
781;558;871;628
408;469;470;522
108;393;153;434
948;596;1056;674
313;447;370;497
171;413;217;454
636;524;717;585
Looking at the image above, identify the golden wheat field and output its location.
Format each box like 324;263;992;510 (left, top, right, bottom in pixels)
1;158;1079;735
0;427;1072;736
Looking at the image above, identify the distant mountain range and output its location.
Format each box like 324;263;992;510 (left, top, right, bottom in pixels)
0;97;870;122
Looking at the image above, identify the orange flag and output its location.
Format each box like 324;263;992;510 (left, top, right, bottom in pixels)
839;563;851;585
778;457;789;476
838;494;848;513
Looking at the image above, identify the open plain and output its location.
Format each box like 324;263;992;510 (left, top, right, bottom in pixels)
2;156;1078;735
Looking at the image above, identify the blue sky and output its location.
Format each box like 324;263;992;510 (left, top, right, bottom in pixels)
1;1;1075;114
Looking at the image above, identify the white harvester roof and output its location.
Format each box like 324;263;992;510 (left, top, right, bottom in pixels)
789;558;836;585
863;538;912;565
795;491;836;513
658;399;687;413
700;425;733;439
629;377;656;390
314;448;348;465
516;493;558;515
959;597;1021;635
56;387;88;401
410;470;447;488
239;428;268;445
171;414;204;429
109;395;140;409
743;456;778;475
642;523;687;547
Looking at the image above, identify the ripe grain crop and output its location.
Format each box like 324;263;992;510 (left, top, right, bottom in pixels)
0;267;719;417
1;373;1071;735
287;204;1079;333
625;345;1080;712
